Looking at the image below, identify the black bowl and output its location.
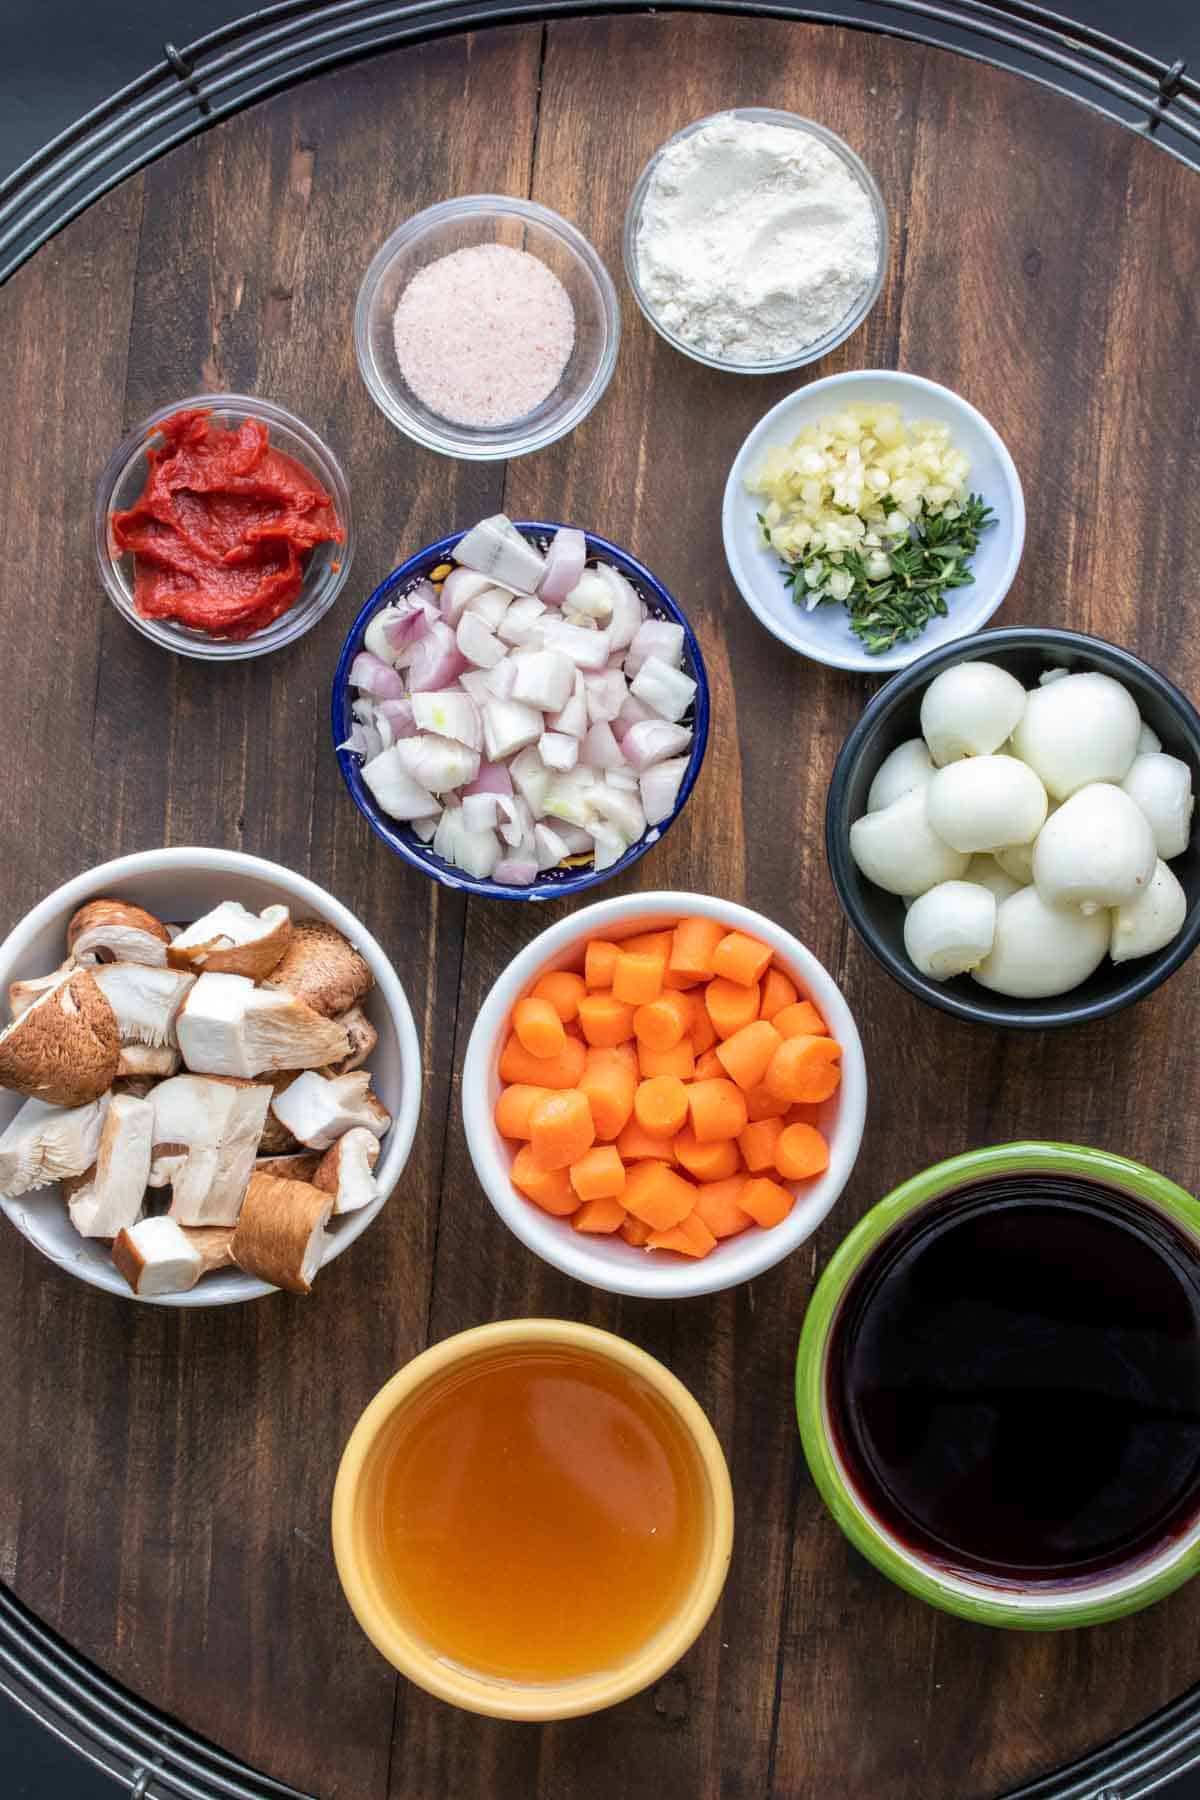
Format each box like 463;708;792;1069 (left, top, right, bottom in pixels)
826;627;1200;1029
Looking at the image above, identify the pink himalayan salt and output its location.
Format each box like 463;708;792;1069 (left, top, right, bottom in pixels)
392;243;575;429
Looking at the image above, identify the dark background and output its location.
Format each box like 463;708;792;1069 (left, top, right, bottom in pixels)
3;1;1199;1795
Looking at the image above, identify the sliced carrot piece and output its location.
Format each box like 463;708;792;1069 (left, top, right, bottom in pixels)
499;1032;586;1090
634;1075;690;1139
669;916;725;981
744;1081;791;1121
663;968;702;991
612;949;666;1005
693;1047;724;1081
633;990;694;1052
693;1177;754;1240
689;1006;718;1055
773;1000;829;1040
705;976;761;1040
620;1215;653;1247
513;996;566;1060
584;940;620;990
617;1121;679;1163
759;966;799;1022
738;1116;786;1173
579;1050;637;1141
765;1035;843;1104
674;1129;741;1182
569;1145;627;1202
623;1162;697;1231
775;1122;830;1182
622;929;675;959
571;1195;627;1234
647;1211;717;1258
577;991;637;1049
511;1145;579;1216
529;1089;595;1171
710;930;772;988
740;1176;795;1229
638;1039;696;1081
494;1083;553;1141
687;1077;748;1144
531;969;587;1023
715;1019;784;1092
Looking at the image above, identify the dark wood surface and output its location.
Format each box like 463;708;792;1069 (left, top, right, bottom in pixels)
1;14;1199;1798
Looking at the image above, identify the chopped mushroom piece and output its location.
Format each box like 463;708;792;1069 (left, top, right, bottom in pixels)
91;963;195;1048
312;1127;381;1215
8;964;76;1019
181;1224;236;1275
150;1074;272;1226
263;920;373;1018
167;902;292;980
147;1149;187;1190
255;1073;302;1155
176;974;350;1079
0;1095;109;1198
231;1172;332;1295
113;1216;204;1296
116;1043;181;1080
68;899;171;968
322;1005;378;1077
255;1150;321;1182
0;968;119;1107
269;1070;391;1150
67;1094;154;1239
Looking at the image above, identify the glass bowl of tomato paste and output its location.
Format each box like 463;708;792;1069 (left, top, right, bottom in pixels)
95;393;354;660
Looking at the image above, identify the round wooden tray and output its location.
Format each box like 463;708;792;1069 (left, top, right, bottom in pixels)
2;13;1199;1798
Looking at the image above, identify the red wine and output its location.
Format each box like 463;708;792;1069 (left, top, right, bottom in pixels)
827;1175;1200;1584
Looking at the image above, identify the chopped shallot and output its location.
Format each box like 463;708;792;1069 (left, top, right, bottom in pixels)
454;515;546;593
626;619;685;678
407;620;466;692
440;566;494;624
539;528;588;605
494;857;538;887
641;756;689;826
349;652;406;700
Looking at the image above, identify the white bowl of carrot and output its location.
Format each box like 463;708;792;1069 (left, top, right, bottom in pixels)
461;892;867;1298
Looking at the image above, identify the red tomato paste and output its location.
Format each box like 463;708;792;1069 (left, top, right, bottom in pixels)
111;409;344;640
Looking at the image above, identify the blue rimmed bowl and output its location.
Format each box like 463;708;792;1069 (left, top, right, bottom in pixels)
331;522;710;899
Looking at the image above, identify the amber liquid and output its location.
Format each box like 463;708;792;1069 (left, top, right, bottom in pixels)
373;1345;708;1681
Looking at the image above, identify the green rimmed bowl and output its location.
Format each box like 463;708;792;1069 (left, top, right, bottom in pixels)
795;1142;1200;1629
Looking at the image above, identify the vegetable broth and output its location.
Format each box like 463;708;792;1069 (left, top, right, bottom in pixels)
827;1175;1200;1582
373;1345;708;1680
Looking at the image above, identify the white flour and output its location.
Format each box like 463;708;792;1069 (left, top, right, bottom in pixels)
634;114;880;365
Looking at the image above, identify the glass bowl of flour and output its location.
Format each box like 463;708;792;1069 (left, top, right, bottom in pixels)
623;109;887;374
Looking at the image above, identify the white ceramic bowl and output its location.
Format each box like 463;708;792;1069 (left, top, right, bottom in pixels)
462;892;867;1299
0;849;422;1307
722;369;1026;675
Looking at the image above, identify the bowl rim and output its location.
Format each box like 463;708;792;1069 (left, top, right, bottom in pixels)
794;1140;1200;1628
721;368;1027;672
622;108;888;374
330;522;710;900
94;392;355;662
353;193;621;461
825;624;1200;1028
330;1316;734;1717
461;891;868;1298
0;847;422;1307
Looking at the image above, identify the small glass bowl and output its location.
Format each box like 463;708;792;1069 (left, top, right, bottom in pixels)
622;108;888;375
95;393;354;662
354;196;621;461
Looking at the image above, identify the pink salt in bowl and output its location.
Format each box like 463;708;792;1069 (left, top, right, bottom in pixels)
354;196;620;462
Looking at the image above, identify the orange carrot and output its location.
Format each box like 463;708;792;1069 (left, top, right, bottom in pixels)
740;1176;795;1229
663;968;702;991
744;1082;792;1121
571;1195;628;1234
711;930;772;988
705;976;761;1040
494;1084;553;1141
633;990;694;1052
689;1006;718;1055
715;1019;784;1091
759;966;799;1022
765;1035;843;1104
669;916;725;981
617;1121;678;1163
569;1145;627;1202
693;1178;754;1240
511;1145;579;1216
623;1162;697;1231
531;969;587;1022
693;1048;724;1081
584;940;620;990
738;1116;786;1173
674;1129;741;1182
529;1089;595;1171
512;996;566;1060
773;1000;829;1040
638;1039;696;1081
620;1215;653;1247
577;991;637;1049
647;1211;717;1258
775;1122;830;1182
579;1051;637;1141
687;1077;749;1143
612;949;666;1005
622;929;675;959
499;1032;586;1090
634;1074;690;1139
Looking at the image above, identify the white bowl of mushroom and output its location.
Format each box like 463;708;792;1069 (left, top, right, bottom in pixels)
0;848;422;1305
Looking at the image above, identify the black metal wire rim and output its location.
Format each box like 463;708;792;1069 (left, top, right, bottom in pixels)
3;0;1200;1794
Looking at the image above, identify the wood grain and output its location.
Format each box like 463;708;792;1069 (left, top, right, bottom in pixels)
2;14;1200;1800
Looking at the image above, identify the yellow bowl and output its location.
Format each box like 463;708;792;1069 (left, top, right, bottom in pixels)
331;1318;734;1719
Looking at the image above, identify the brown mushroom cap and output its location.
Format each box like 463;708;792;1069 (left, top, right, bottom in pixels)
166;903;292;980
231;1172;332;1295
321;1005;378;1078
67;899;171;962
0;968;120;1106
264;921;373;1019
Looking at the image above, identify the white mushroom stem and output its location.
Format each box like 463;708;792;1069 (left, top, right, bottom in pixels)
312;1127;381;1214
112;1217;204;1296
66;1093;154;1239
167;902;292;980
0;1095;108;1198
67;898;171;968
176;973;351;1078
90;963;196;1048
231;1173;332;1295
181;1225;237;1275
8;964;76;1019
117;1043;181;1080
269;1071;392;1150
151;1074;272;1226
